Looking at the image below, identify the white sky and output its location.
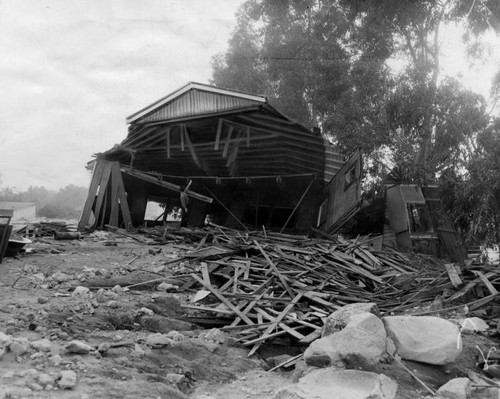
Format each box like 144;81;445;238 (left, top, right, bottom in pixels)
0;0;245;191
0;1;498;191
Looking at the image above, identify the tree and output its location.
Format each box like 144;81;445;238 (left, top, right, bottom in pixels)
211;0;393;158
212;0;499;178
440;118;500;244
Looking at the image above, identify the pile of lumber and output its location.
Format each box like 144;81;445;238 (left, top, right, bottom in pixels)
165;226;455;355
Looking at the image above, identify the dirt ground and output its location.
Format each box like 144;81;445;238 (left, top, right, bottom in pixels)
0;232;498;398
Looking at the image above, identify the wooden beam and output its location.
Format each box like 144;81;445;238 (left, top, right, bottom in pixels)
226;131;243;168
166;128;171;159
190;274;255;325
180;124;185;151
215;118;223;150
109;170;120;227
78;160;106;231
183;125;202;168
111;162;132;229
93;162;113;228
222;126;234;158
121;167;213;203
247;291;304;356
280;178;315;233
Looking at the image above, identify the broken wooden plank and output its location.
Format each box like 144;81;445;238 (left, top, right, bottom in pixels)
444;263;463;288
253;239;295;298
472;270;498;295
247;291;304;356
190;274;255;326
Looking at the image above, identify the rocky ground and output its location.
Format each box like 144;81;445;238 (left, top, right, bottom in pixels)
0;229;499;398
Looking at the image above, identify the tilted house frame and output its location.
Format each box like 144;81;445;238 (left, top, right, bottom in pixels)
78;82;361;233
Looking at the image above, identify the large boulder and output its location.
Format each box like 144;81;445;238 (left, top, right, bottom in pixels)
305;312;386;368
383;316;462;365
437;377;471;399
322;302;381;337
273;369;398;399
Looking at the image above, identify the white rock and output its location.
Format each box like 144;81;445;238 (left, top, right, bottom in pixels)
37;372;55;387
106;300;119;308
146;333;173;347
130;343;145;358
165;331;185;341
72;286;90;296
31;338;52;352
322;302;381;337
437;377;471;399
305;312;386;367
157;282;177;292
9;337;30;356
48;354;63;365
459;317;489;334
383;316;462;365
65;340;94;354
137;307;154;316
111;285;123;294
52;272;71;282
0;332;12;347
57;370;77;389
166;373;185;384
202;328;226;343
273;369;397;399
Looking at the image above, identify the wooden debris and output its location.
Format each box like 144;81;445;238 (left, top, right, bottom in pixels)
101;224;500;354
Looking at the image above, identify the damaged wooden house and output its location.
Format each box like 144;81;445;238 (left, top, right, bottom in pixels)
78;82;362;234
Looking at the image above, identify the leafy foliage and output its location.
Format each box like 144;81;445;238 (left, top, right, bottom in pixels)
441;118;500;245
212;0;500;243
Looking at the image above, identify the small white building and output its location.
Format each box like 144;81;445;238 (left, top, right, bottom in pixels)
0;202;37;222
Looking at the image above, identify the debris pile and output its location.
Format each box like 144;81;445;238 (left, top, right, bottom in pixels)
158;227;458;356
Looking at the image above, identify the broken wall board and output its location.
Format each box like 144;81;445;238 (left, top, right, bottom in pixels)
78;160;132;231
318;149;362;233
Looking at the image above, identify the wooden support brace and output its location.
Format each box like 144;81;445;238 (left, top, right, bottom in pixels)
166;128;171;158
183;125;202;168
180;124;185;151
222;126;234;158
214;118;223;150
92;162;113;228
109;172;120;228
121;168;213;204
111;163;132;229
78;160;106;231
280;178;315;233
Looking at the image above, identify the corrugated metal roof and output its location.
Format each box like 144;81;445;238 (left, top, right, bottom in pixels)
127;82;266;124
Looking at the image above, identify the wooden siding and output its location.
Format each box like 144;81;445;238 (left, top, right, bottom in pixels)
324;141;345;182
137;89;262;124
319;149;362;232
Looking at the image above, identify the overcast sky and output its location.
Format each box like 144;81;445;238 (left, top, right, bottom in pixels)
1;1;498;192
0;0;245;191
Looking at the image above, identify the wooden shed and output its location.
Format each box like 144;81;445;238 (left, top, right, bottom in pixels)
384;184;466;262
78;82;361;233
0;202;36;222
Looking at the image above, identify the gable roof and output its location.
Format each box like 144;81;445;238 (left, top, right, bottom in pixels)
127;82;268;124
